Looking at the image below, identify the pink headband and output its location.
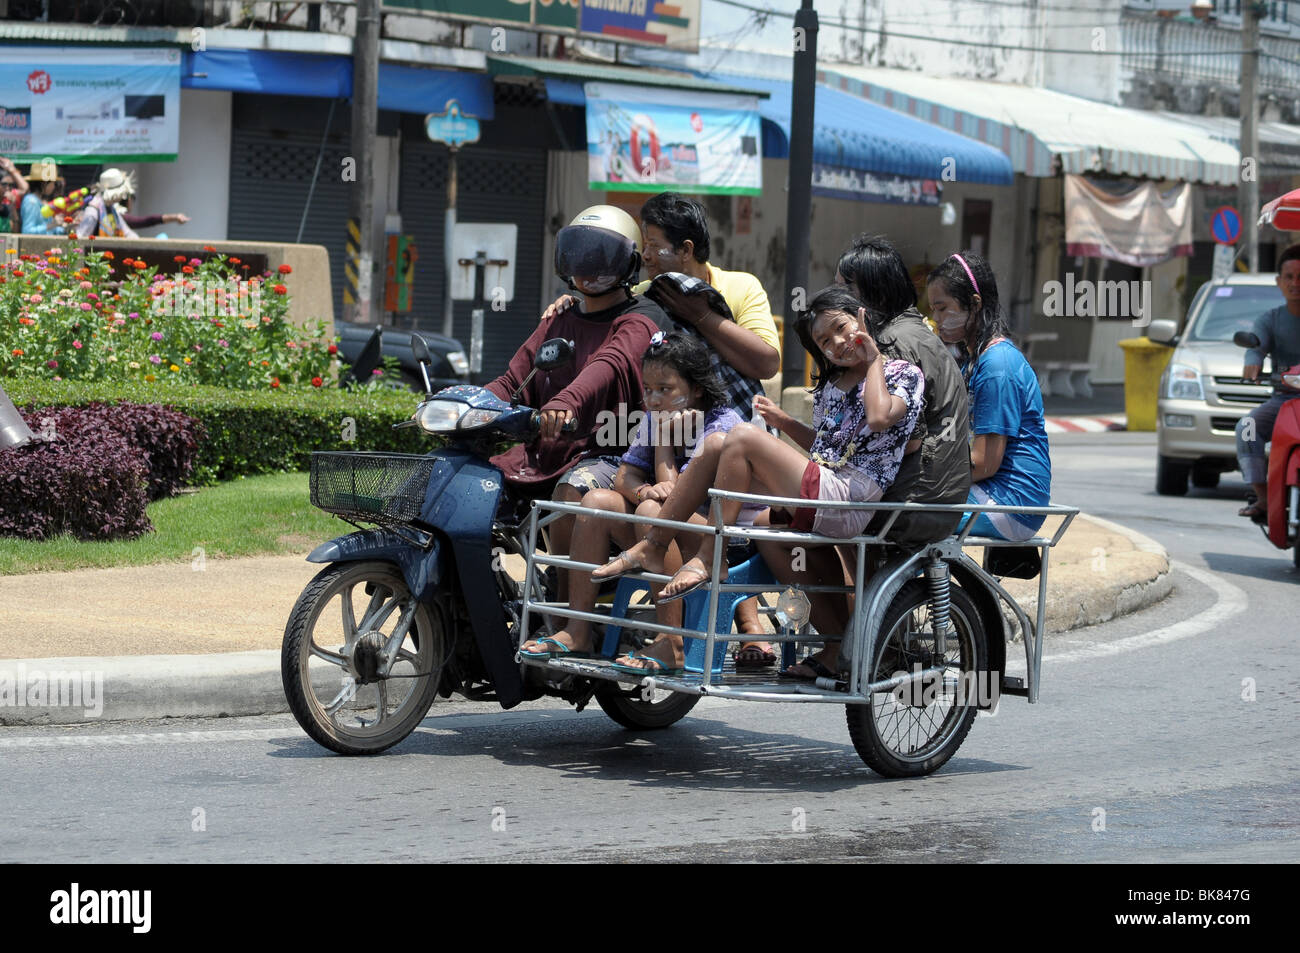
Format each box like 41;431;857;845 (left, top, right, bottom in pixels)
950;253;980;296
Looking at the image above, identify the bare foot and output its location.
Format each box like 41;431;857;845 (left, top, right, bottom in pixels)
614;635;684;672
657;556;725;602
592;539;665;581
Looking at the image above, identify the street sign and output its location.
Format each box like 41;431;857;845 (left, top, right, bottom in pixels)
1210;205;1242;245
1212;243;1236;280
425;100;481;149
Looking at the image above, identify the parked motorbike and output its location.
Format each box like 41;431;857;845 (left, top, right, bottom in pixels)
1233;330;1300;569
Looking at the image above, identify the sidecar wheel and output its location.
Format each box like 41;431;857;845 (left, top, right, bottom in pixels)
282;561;444;755
594;683;699;730
845;579;986;778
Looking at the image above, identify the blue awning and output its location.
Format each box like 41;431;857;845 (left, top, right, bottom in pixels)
182;50;494;120
703;71;1013;185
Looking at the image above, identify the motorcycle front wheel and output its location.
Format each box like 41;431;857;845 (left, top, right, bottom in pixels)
845;579;986;778
282;560;445;755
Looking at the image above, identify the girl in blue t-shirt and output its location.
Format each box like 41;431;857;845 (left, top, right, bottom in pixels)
927;252;1052;541
519;331;750;670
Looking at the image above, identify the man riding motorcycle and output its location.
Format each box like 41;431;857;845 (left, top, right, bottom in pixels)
483;205;667;590
1236;244;1300;521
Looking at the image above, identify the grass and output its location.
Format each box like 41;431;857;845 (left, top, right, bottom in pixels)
0;472;350;575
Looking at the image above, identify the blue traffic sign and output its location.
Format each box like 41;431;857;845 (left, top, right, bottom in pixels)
425;100;481;149
1211;205;1242;245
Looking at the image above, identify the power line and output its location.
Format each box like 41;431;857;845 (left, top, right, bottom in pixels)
706;0;1290;57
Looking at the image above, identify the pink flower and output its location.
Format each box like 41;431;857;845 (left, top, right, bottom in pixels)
79;281;93;290
218;339;229;348
72;340;82;349
150;331;163;341
193;343;202;351
127;312;139;319
47;360;57;369
29;293;42;304
79;302;92;311
149;355;162;364
190;258;202;266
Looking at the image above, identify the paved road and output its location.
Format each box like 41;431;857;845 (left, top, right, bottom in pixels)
2;432;1295;862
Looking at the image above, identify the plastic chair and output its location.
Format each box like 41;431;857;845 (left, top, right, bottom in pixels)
600;554;776;675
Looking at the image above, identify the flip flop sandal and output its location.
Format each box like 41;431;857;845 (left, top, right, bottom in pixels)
519;637;591;660
779;655;839;681
656;564;718;605
1238;503;1268;523
733;643;778;669
592;550;650;584
611;653;683;677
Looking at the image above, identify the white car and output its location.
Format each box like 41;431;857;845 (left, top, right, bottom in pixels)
1148;274;1279;496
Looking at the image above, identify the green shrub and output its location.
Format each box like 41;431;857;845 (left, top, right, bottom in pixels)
5;378;435;485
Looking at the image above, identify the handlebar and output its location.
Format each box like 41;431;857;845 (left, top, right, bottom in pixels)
529;411;579;433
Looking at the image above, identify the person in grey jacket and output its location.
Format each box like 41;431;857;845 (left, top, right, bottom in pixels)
1236;243;1300;520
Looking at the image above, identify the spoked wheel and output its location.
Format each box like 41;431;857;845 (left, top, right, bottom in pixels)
282;561;445;755
846;579;987;778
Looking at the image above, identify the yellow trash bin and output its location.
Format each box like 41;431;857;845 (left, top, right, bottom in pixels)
1118;337;1174;432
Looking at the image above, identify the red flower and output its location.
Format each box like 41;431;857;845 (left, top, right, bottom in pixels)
122;257;135;266
327;344;338;355
102;250;114;259
11;349;22;356
182;266;194;274
277;264;293;275
203;245;216;252
173;255;186;263
229;257;242;265
133;261;147;270
273;283;287;295
311;376;323;387
270;377;281;389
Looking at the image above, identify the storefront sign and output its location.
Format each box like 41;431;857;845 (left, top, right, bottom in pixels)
0;46;180;162
384;0;701;52
425;100;481;148
811;165;940;206
585;83;761;195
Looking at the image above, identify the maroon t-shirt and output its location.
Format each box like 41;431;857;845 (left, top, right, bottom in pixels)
485;295;665;487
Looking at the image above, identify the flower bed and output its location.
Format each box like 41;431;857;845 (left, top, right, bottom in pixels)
0;243;332;390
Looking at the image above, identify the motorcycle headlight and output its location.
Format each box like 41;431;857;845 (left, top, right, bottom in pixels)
415;400;464;433
1164;363;1204;401
459;408;502;430
447;351;470;376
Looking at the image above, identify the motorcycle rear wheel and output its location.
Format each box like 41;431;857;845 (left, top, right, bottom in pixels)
845;579;986;778
594;683;699;730
282;560;444;755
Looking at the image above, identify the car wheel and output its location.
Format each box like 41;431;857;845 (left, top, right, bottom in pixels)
1191;464;1221;489
1156;455;1190;496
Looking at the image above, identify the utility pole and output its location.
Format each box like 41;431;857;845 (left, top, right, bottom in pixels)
351;0;380;323
1241;0;1261;273
782;0;818;389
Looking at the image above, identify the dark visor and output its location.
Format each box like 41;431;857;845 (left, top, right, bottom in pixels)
554;225;636;282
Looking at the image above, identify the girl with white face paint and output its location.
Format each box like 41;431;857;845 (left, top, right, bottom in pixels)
925;252;1052;541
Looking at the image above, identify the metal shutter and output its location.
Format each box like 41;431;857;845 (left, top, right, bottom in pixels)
398;141;547;376
227;128;353;323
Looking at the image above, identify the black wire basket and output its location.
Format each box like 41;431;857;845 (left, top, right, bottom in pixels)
309;452;435;527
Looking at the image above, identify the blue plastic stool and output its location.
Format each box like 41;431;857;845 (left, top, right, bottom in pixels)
600;555;777;676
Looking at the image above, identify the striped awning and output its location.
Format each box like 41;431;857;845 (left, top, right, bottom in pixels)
820;65;1239;186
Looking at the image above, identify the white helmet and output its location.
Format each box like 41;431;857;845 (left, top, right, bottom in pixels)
554;205;641;294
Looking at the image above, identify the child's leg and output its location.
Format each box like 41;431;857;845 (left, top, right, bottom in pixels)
660;424;810;600
592;430;728;580
523;488;635;654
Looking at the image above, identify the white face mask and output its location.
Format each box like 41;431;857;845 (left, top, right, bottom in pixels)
936;311;970;338
574;274;620;294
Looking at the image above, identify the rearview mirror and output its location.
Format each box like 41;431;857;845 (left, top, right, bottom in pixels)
410;334;433;364
1233;330;1261;350
1147;319;1178;345
535;338;575;371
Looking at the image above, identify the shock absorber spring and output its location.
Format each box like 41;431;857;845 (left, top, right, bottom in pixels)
925;558;951;655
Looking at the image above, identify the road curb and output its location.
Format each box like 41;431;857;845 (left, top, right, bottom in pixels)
1002;514;1173;636
1;515;1175;726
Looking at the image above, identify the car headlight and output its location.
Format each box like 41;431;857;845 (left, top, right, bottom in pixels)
415;400;464;433
447;351;470;376
1163;363;1204;401
459;408;501;430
